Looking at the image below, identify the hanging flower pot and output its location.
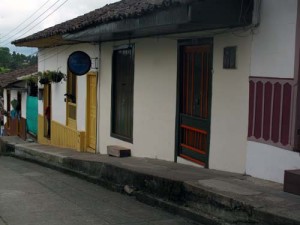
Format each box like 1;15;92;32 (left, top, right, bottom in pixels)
38;70;65;84
39;77;50;84
51;71;64;83
38;71;50;85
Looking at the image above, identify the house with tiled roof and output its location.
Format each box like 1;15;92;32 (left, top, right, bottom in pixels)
12;0;300;184
0;65;38;139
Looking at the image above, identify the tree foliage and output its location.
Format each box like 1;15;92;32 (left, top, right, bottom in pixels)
0;47;37;74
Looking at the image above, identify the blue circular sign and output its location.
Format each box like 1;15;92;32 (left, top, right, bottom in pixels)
67;51;91;75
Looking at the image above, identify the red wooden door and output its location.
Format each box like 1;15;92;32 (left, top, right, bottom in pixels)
178;44;212;167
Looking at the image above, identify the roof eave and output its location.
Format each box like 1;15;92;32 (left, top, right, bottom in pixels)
64;0;254;43
12;0;254;48
12;35;81;48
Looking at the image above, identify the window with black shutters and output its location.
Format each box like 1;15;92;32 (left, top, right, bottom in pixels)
111;45;134;142
66;72;77;128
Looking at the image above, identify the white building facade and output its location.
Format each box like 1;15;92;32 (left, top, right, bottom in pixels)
13;0;300;184
246;0;300;183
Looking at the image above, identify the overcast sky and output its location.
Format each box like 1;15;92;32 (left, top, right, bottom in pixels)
0;0;118;55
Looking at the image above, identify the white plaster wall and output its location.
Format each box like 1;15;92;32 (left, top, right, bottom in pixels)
251;0;297;78
209;33;252;174
98;43;117;152
76;75;87;131
38;96;44;115
3;90;26;119
50;82;66;125
21;92;27;118
10;91;18;107
3;89;7;124
99;34;252;173
246;141;300;183
98;41;133;152
245;0;300;183
38;43;99;130
177;157;204;168
98;38;177;160
134;38;177;160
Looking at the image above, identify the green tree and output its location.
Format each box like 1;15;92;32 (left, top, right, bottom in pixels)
0;47;11;68
0;47;37;73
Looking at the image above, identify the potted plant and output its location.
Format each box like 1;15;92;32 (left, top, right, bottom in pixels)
38;70;66;84
51;71;65;83
20;73;38;85
27;75;38;86
39;71;51;84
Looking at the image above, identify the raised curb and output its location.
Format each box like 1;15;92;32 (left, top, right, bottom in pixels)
0;136;28;156
1;138;299;225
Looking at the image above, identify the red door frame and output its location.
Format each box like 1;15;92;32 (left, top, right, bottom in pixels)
175;38;213;167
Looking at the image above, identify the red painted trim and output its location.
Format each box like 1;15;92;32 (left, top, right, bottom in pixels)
248;81;255;137
250;76;294;82
179;154;205;166
180;124;207;134
281;84;292;146
248;137;292;151
254;82;263;139
180;143;206;155
248;77;294;150
263;82;272;141
271;83;281;143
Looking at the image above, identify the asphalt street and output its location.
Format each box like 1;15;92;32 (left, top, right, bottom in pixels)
0;156;201;225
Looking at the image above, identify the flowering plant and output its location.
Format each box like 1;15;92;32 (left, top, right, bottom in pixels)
38;70;66;84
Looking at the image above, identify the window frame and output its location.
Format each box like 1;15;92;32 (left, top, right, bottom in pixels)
110;44;135;143
67;71;77;104
66;71;77;128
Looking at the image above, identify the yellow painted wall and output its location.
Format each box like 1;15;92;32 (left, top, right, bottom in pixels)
38;115;51;145
38;115;85;151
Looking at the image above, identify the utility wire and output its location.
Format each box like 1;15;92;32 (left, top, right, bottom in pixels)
38;45;72;64
15;0;70;42
0;0;67;46
0;0;62;44
0;0;52;40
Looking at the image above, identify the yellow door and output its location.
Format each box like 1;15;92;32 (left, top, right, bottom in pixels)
86;73;97;152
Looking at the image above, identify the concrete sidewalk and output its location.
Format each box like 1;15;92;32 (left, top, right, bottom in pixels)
0;136;299;225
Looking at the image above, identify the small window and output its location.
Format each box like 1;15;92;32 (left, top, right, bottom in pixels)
111;45;134;142
67;72;77;104
223;46;237;69
66;71;77;127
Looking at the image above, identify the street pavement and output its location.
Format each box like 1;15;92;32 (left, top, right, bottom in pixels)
0;156;200;225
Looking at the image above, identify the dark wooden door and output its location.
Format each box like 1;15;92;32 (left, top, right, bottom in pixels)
111;46;134;143
178;44;212;167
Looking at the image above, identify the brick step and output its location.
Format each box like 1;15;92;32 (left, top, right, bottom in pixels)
284;169;300;196
107;145;131;157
